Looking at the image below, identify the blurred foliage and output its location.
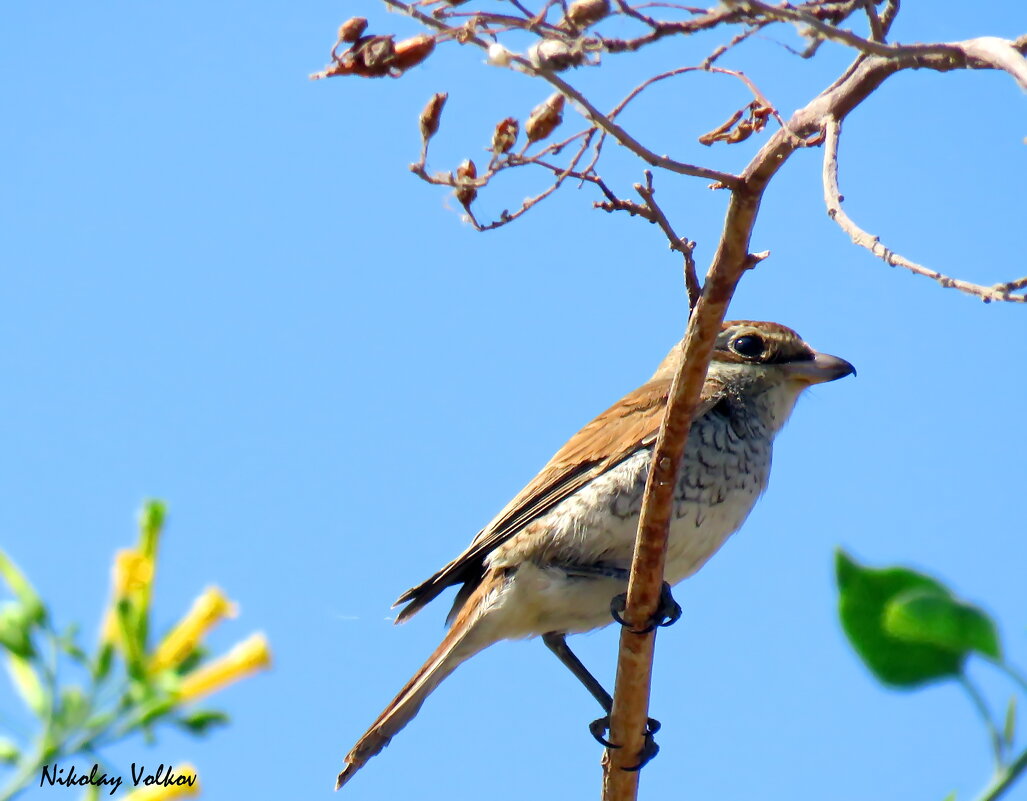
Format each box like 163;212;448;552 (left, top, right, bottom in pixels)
0;502;272;801
837;550;1027;801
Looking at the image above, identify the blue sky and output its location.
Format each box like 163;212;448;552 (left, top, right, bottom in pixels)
2;1;1025;799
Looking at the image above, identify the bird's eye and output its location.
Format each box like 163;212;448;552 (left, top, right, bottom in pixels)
731;335;765;359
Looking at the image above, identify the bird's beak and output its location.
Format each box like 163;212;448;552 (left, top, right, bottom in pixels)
782;351;856;385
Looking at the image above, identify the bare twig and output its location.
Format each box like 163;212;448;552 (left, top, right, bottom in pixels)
863;0;883;42
879;0;899;38
475;134;596;229
739;0;1027;82
735;0;961;59
538;71;742;186
635;171;700;307
702;24;764;67
381;0;742;187
601;5;745;53
994;276;1027;293
821;117;1026;304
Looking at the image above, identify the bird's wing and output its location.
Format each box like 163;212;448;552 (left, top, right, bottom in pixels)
393;377;721;623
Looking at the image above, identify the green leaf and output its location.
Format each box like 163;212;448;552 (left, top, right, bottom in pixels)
137;500;166;560
0;602;35;659
1005;695;1017;747
835;549;962;688
0;550;46;625
885;589;1001;660
174;646;207;677
941;793;956;801
83;710;118;731
62;642;89;665
177;709;230;735
56;686;90;732
5;653;48;716
0;737;19;765
93;642;114;682
58;623;87;663
133;697;176;728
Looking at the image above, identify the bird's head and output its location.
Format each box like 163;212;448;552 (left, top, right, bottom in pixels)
652;320;855;432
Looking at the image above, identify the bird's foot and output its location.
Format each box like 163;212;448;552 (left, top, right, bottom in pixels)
610;582;682;634
589;715;662;770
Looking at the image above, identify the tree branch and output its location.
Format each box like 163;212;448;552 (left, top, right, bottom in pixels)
602;36;1027;801
821;117;1027;304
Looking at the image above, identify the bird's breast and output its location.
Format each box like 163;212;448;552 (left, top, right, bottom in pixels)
489;410;772;582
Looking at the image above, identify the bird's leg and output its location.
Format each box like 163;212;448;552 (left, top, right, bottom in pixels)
541;631;661;767
610;581;682;634
541;631;612;714
558;564;681;633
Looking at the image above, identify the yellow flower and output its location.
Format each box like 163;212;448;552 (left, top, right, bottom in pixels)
151;587;238;672
100;549;153;646
178;633;272;702
123;763;199;800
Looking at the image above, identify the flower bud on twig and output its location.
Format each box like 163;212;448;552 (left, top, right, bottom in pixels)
490;117;519;155
528;39;583;72
525;93;565;143
312;31;435;79
338;17;368;43
419;92;448;143
564;0;610;28
454;159;478;207
358;35;397;73
391;34;436;74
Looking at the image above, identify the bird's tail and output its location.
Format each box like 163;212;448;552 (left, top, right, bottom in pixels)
335;574;500;790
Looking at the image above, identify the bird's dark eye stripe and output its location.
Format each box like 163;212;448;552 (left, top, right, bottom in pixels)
731;335;765;358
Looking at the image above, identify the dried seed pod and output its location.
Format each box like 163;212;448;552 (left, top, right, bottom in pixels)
565;0;610;28
454;159;478;207
491;117;519;155
527;39;582;72
525;93;565;143
725;119;755;144
338;17;369;43
419;92;448;142
391;34;436;74
357;35;397;74
698;109;743;146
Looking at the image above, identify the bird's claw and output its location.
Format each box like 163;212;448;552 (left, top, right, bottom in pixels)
623;726;661;771
590;715;662;770
589;716;618;748
610;582;682;634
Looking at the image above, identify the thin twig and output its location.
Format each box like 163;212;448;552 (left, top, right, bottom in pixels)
959;672;1005;768
879;0;899;38
821;117;1027;303
994;276;1027;293
735;0;962;59
539;70;742;187
863;0;883;42
381;0;742;187
635;171;700;307
703;24;764;67
601;6;746;53
972;748;1027;801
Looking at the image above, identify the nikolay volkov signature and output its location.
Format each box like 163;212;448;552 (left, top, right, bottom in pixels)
40;763;196;795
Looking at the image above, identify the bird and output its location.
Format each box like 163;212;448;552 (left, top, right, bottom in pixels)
336;320;854;789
